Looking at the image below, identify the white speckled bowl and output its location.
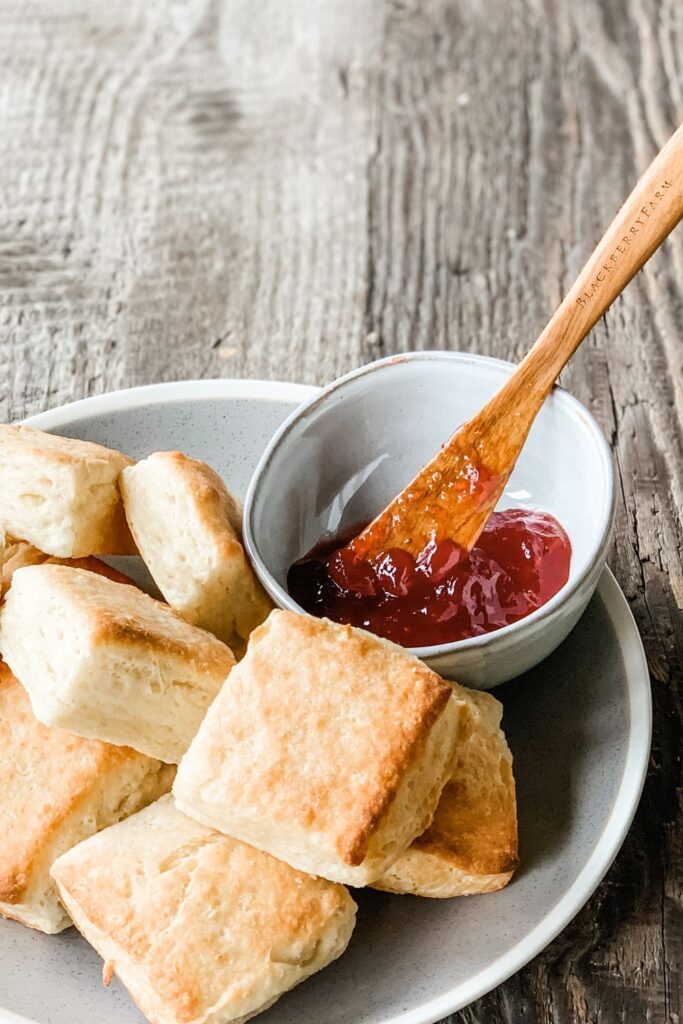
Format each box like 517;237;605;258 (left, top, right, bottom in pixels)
244;352;615;687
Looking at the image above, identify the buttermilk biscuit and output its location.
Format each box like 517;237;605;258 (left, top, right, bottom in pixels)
0;538;141;597
0;424;136;557
121;451;272;655
374;687;518;897
0;564;235;763
0;664;174;934
174;610;464;886
51;795;356;1024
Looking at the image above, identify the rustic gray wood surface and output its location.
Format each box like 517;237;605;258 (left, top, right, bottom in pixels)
1;0;681;1021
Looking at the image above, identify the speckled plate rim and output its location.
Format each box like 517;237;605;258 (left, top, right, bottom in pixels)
22;378;318;430
0;378;651;1024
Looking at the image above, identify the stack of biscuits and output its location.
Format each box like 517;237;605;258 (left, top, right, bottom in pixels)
0;424;518;1024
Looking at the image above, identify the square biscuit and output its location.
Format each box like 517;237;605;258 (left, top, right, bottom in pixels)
0;564;235;763
374;687;518;898
51;795;356;1024
174;610;464;885
121;451;272;655
0;664;175;933
0;425;136;557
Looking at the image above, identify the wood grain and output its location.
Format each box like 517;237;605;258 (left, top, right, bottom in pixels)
0;1;681;1022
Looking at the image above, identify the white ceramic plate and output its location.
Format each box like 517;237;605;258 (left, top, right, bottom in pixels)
0;380;652;1024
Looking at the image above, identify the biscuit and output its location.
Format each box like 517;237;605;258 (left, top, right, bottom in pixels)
1;537;46;596
0;537;142;597
374;687;518;897
174;610;464;885
51;795;356;1024
0;424;135;557
0;564;235;763
0;664;174;933
121;451;272;654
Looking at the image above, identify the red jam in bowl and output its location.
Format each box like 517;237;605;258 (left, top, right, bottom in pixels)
287;509;572;648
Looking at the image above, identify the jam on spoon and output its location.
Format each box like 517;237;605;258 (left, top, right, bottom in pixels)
287;509;571;648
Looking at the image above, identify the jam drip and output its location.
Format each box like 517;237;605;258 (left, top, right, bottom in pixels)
287;509;572;648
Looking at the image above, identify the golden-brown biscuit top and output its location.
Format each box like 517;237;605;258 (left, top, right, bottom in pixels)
0;664;162;904
0;424;133;467
413;688;518;877
179;610;454;866
10;564;235;674
51;797;354;1024
141;450;245;549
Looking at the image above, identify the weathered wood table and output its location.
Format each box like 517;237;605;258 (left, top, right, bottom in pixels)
1;1;681;1021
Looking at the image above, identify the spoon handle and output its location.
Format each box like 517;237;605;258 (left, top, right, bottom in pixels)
350;123;683;561
491;122;683;432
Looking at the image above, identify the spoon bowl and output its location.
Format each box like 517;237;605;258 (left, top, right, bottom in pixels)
243;351;615;687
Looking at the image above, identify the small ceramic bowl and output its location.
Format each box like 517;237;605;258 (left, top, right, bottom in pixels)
243;351;615;687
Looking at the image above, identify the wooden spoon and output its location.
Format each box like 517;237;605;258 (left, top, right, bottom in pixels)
349;123;683;562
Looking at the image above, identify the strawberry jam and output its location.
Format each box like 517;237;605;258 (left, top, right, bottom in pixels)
287;509;571;648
